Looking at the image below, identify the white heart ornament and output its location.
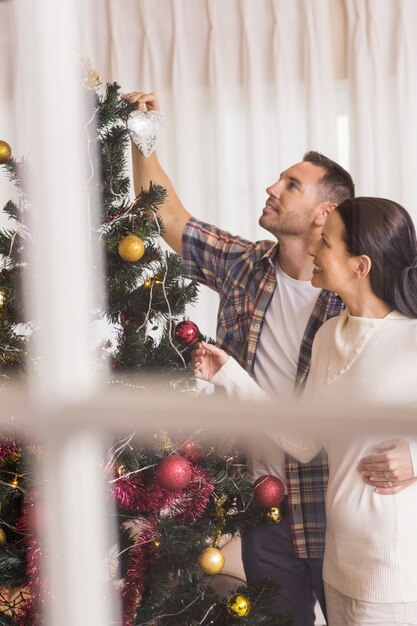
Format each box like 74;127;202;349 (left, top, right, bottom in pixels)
127;110;163;158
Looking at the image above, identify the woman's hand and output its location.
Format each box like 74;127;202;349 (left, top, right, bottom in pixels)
191;341;229;381
122;91;160;112
358;437;416;494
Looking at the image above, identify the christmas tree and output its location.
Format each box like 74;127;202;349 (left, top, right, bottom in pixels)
89;79;201;380
0;80;290;625
0;141;29;375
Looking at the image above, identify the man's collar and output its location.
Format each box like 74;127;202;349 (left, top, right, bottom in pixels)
255;242;279;268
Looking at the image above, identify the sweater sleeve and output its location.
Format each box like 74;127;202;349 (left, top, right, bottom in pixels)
269;432;323;464
210;357;268;401
210;358;323;463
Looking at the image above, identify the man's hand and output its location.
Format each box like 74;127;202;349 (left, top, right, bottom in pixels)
358;437;416;494
122;91;160;112
191;341;229;382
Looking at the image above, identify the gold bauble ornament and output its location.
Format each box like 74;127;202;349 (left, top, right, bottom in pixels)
197;546;225;575
0;140;12;165
118;235;145;262
265;505;284;524
0;528;6;545
0;291;5;309
226;593;251;618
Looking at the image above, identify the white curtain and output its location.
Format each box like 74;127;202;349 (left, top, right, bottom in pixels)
345;0;417;210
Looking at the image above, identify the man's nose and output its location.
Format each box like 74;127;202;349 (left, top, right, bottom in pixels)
266;180;282;197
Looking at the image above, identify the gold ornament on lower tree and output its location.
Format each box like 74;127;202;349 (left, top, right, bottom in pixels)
118;235;145;262
0;528;6;545
0;140;12;165
197;546;225;575
0;291;5;309
226;593;251;618
265;505;284;524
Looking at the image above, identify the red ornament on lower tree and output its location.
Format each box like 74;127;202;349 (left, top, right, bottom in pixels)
155;454;193;491
253;475;285;507
174;318;200;346
180;439;204;464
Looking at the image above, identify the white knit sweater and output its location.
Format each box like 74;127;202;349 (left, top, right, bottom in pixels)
212;309;417;602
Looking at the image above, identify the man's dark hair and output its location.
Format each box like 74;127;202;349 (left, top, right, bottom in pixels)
337;197;417;318
303;150;355;205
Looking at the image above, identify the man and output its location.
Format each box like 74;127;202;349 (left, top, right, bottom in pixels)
124;91;416;626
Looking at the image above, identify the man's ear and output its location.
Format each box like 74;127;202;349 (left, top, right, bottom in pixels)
313;202;337;227
354;255;372;279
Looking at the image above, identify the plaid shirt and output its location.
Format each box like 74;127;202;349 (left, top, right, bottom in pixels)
183;217;344;558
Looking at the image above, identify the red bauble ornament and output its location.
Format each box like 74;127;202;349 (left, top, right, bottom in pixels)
181;440;204;464
155;454;193;491
253;475;285;507
174;318;200;346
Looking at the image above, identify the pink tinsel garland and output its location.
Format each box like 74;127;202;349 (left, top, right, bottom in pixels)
121;520;157;626
15;493;47;626
113;461;215;622
111;463;214;523
0;440;21;463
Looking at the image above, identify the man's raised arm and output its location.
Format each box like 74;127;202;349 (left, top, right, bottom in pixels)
123;91;191;255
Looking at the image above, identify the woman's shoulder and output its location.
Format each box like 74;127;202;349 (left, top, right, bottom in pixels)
384;311;417;343
386;310;417;323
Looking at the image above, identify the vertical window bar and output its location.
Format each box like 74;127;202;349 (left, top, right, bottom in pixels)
14;1;117;624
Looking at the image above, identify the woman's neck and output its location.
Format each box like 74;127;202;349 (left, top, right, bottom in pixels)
342;290;392;319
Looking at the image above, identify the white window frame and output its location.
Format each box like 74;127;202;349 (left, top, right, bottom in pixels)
2;5;415;626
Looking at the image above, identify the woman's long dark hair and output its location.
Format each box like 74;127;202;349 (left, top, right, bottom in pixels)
336;197;417;318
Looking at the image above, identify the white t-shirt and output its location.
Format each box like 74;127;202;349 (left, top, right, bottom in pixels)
249;264;320;485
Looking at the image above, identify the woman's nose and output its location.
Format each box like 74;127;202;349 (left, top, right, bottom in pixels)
307;241;319;258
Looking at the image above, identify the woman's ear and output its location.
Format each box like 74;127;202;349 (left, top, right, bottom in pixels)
354;255;372;279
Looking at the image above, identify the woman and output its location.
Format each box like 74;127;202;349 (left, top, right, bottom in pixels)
192;197;417;626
